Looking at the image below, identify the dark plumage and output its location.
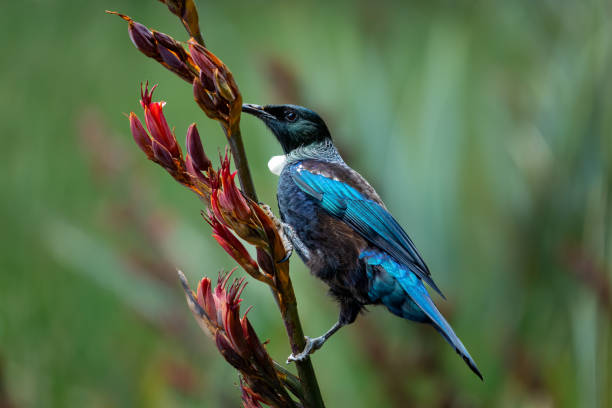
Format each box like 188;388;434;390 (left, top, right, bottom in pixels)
242;103;482;380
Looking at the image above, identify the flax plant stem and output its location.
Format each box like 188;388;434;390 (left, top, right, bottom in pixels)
224;127;258;202
224;126;326;408
165;2;325;405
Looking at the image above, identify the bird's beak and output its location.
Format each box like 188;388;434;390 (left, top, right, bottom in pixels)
241;104;275;121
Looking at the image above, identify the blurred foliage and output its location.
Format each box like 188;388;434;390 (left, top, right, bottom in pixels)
1;0;611;407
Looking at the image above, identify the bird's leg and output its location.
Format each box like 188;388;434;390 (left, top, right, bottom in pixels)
286;321;343;363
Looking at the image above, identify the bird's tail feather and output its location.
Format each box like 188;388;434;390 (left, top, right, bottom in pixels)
362;250;482;380
397;274;483;380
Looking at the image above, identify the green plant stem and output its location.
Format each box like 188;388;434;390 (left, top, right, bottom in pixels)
224;127;258;202
274;262;326;408
273;362;305;402
173;1;324;404
226;128;325;408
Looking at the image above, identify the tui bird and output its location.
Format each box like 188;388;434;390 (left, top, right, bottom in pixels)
242;103;482;380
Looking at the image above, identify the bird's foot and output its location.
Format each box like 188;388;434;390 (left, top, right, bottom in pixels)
278;245;293;263
286;335;326;363
258;203;278;225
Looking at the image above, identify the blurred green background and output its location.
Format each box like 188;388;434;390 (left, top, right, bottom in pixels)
1;0;611;407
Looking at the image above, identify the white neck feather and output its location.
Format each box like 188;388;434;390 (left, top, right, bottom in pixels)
267;155;287;176
267;139;343;176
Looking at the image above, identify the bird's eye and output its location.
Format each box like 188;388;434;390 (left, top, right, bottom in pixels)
285;110;298;122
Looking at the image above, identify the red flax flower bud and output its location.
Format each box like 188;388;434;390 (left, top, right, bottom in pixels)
241;312;275;373
256;248;274;277
106;12;160;60
152;30;179;52
207;212;261;280
129;112;153;158
240;379;265;408
219;171;251;221
156;42;194;83
216;332;249;371
251;203;287;263
152;139;177;170
217;152;251;221
193;77;220;120
220;276;250;356
207;152;271;249
185;123;211;171
181;270;296;407
108;11;197;83
130;21;158;59
159;0;204;45
185;154;208;185
188;42;216;78
188;40;240;127
196;277;218;326
213;68;235;102
140;83;180;158
184;124;211;185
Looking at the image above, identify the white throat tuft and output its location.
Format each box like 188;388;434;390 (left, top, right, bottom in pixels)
267;155;287;176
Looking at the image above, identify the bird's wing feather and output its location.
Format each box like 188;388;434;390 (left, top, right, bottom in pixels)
290;161;444;298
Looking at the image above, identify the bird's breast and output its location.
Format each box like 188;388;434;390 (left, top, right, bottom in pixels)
277;168;368;282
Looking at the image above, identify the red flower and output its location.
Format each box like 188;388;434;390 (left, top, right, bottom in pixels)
188;40;241;127
207;211;260;279
179;270;295;407
185;123;211;171
240;378;265;408
129;83;184;172
140;83;180;158
185;123;211;185
209;151;251;222
196;277;218;327
129;112;153;158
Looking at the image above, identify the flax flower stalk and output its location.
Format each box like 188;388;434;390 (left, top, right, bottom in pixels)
112;2;325;406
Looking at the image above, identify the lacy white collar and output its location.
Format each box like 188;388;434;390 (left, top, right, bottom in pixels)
268;140;344;176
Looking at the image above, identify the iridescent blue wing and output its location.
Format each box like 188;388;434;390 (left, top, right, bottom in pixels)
290;161;444;298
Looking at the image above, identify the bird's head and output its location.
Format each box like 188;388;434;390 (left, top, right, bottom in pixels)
241;104;331;154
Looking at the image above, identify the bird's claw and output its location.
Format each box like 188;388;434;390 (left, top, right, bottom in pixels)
286;336;325;363
259;203;281;227
279;247;293;263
